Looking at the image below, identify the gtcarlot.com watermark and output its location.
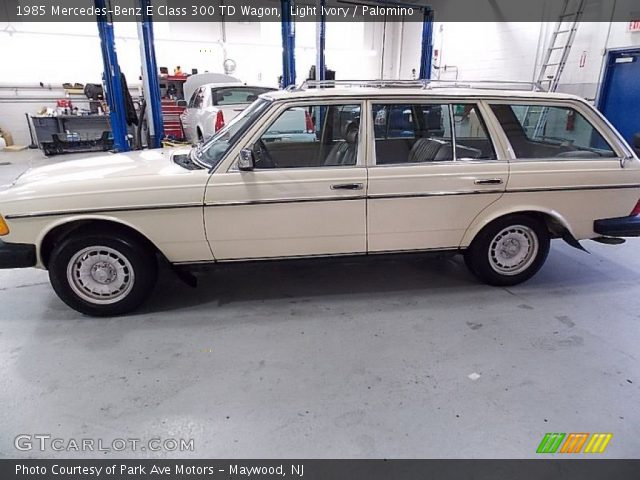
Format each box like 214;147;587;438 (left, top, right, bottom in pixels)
15;434;195;453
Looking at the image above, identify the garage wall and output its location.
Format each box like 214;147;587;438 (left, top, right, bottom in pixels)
401;22;640;101
0;21;386;145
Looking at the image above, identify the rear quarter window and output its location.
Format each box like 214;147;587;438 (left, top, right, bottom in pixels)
212;87;275;106
490;103;616;159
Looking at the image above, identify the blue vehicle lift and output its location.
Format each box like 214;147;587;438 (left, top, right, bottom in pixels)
138;0;165;148
281;0;296;87
316;0;326;82
419;7;434;80
94;0;129;152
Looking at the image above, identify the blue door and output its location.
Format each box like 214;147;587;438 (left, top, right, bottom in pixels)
598;49;640;145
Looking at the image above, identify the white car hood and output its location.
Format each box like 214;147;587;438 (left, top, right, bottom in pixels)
14;149;179;186
0;148;206;218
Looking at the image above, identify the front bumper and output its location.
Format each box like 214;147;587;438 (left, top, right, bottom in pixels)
593;215;640;237
0;239;37;269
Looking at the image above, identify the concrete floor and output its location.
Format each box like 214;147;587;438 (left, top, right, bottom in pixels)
0;149;639;459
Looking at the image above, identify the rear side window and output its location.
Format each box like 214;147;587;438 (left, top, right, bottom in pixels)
452;104;497;160
489;103;615;159
373;103;453;164
372;103;496;164
212;87;274;106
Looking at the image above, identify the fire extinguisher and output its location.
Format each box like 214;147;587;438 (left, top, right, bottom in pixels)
566;109;576;131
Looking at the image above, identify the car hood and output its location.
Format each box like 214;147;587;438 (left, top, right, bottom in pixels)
0;148;207;217
14;149;180;186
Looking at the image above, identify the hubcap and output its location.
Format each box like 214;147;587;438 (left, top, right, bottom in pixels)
488;225;539;276
66;246;135;305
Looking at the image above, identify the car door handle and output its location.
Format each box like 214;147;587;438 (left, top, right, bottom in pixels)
331;183;364;190
474;178;503;185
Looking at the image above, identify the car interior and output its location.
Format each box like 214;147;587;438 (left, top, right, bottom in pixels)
489;104;616;158
253;104;361;169
373;104;497;164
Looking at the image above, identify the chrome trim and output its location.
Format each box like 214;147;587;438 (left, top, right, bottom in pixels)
172;246;461;265
368;190;504;200
7;184;639;220
205;196;364;207
506;184;640;194
4;203;202;220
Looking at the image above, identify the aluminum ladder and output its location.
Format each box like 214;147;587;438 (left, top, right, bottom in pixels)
529;0;585;137
537;0;585;92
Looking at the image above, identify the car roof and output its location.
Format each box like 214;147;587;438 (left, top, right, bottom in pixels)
260;87;585;102
202;83;277;89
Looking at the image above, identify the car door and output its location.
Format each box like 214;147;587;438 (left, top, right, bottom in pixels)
366;100;508;252
203;100;367;260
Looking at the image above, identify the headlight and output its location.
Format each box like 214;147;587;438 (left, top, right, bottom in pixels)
0;214;9;236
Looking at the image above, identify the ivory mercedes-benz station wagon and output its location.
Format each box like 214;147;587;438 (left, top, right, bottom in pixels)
1;80;639;316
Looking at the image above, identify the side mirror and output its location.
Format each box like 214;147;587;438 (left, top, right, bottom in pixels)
632;132;640;152
176;99;188;107
238;148;255;171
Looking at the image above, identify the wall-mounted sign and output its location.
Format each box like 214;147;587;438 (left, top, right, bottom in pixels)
629;20;640;32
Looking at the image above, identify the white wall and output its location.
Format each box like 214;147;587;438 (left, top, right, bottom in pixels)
0;20;392;144
401;21;640;100
2;18;640;145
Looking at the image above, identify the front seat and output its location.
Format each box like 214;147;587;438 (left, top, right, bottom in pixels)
324;121;359;166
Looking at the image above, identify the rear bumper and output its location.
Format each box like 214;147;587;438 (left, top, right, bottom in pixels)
0;240;37;269
593;215;640;237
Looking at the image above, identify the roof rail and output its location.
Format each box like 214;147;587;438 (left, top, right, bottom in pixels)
290;79;547;92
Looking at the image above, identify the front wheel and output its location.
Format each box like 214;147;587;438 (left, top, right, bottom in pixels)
464;214;550;286
48;233;158;316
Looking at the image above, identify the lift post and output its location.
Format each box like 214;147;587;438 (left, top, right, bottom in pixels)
418;8;434;80
281;0;296;87
138;0;165;148
315;0;326;82
95;0;129;152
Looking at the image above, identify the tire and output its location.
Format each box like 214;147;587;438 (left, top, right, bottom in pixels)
463;214;550;286
48;232;158;316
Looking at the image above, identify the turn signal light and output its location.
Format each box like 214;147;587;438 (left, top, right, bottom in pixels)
0;215;9;236
631;200;640;216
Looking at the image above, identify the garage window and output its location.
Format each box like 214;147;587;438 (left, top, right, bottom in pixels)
490;103;616;159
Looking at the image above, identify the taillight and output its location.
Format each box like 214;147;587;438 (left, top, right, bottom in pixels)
304;111;314;133
631;199;640;216
214;110;225;132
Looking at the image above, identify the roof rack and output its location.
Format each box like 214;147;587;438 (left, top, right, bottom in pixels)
289;79;547;92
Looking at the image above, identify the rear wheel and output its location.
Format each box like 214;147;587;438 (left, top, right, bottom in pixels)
48;233;157;316
464;214;550;286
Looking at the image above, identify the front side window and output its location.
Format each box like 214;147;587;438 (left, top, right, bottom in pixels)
212;87;275;106
251;103;361;169
194;99;272;169
490;103;615;159
372;103;453;164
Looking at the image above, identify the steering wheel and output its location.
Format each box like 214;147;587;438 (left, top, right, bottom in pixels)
255;139;276;169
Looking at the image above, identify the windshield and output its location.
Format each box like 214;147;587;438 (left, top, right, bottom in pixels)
194;98;272;169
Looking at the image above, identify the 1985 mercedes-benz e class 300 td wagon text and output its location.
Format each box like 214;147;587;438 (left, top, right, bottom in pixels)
1;80;639;316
